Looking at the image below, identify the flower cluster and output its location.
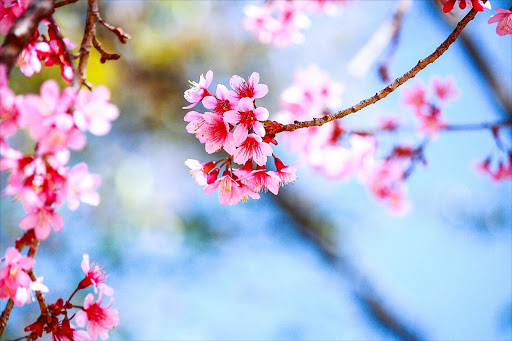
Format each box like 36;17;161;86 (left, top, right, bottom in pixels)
24;254;119;341
276;64;418;214
1;0;75;81
475;125;512;181
0;67;118;240
184;70;298;205
243;0;347;47
0;247;48;306
442;0;491;13
402;76;459;138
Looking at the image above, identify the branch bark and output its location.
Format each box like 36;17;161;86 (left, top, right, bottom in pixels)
277;8;479;133
0;0;55;74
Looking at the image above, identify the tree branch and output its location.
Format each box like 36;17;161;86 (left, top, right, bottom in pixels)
0;299;14;336
277;8;479;133
0;0;54;74
76;0;98;89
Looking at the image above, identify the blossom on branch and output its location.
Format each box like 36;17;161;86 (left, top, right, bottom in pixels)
442;0;491;13
183;70;298;205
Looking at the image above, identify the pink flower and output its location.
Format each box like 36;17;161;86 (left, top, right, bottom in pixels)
202;84;238;114
201;112;236;155
229;72;268;101
19;206;64;240
488;8;512;36
78;254;113;296
0;79;20;139
442;0;490;13
185;159;206;185
233;133;273;166
0;0;29;34
75;290;119;341
403;81;428;113
17;43;42;77
224;97;269;143
242;1;311;46
66;163;101;210
431;76;459;102
416;107;447;138
271;157;300;186
241;166;280;195
184;110;207;143
183;70;213;109
204;171;243;205
0;247;48;306
74;86;119;136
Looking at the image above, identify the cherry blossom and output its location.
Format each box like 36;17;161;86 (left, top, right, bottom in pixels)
224;97;269;143
229;72;268;101
0;0;29;34
74;86;120;136
78;254;113;296
19;206;64;240
488;7;512;36
0;247;48;306
204;171;243;206
183;70;213;109
75;290;119;341
66;163;101;210
233;133;273;166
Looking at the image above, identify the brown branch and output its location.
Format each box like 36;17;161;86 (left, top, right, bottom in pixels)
76;0;98;90
55;0;80;8
0;299;14;336
278;8;479;133
94;10;131;44
92;36;120;64
0;0;54;74
429;1;512;117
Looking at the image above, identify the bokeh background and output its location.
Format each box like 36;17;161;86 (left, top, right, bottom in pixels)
1;0;511;340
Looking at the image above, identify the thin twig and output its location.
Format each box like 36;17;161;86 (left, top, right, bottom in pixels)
278;8;479;133
0;0;54;74
429;1;512;117
76;0;98;89
55;0;80;8
92;36;120;63
94;10;131;43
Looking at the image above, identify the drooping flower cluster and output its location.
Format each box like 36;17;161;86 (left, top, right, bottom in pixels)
24;254;119;341
243;0;348;47
1;0;76;81
184;70;299;205
402;76;459;138
0;66;118;240
474;125;512;182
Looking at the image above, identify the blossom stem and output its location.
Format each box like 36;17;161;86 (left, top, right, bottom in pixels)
47;15;78;86
277;8;480;133
0;0;54;74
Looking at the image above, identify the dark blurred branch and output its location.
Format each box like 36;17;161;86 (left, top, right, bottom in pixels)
429;1;512;117
0;0;54;74
273;192;425;341
277;8;479;133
